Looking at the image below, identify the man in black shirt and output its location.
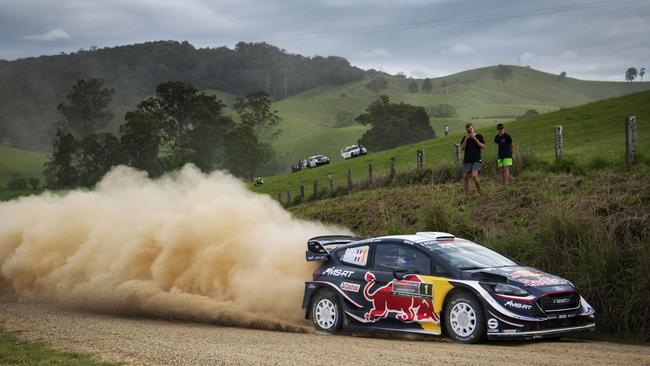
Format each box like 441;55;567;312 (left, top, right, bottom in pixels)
460;123;485;197
494;123;513;186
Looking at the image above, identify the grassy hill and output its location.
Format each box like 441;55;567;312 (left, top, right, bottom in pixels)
254;90;650;197
0;144;46;187
270;66;650;166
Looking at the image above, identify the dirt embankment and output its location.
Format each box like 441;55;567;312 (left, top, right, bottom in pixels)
2;302;649;366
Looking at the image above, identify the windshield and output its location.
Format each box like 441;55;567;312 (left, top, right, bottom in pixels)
421;240;516;270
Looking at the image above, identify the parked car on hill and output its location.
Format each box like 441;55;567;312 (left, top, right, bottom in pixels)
302;232;595;343
307;154;330;168
340;144;368;159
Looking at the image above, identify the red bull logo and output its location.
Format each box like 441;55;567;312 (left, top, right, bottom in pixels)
363;272;439;323
510;269;543;278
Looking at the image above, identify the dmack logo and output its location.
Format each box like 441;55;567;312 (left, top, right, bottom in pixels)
362;272;439;323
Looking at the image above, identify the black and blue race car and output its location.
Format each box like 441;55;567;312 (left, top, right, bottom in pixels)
302;232;596;343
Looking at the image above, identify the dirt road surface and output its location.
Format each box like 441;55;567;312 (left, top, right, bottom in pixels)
1;302;649;366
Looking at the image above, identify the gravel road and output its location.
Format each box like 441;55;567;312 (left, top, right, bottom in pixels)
1;302;649;366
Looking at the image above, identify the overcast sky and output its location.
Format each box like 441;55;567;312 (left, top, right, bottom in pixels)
1;0;649;81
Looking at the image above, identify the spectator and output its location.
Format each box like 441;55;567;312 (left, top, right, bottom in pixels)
460;123;485;198
444;124;449;136
494;123;514;186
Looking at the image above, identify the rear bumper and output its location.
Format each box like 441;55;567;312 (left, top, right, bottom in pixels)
488;322;596;339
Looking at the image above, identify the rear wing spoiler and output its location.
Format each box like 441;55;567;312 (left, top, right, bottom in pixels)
306;235;360;261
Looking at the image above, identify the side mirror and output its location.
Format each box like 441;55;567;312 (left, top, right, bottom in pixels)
393;268;409;280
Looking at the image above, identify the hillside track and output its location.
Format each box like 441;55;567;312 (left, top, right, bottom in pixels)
1;302;649;366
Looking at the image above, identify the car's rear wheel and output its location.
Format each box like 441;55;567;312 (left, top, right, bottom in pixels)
445;291;486;344
311;290;343;333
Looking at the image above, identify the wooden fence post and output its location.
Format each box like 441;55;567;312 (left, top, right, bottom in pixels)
417;149;425;172
454;144;461;167
368;163;373;185
313;180;318;197
277;192;282;206
625;116;637;166
299;185;305;200
286;190;292;207
328;175;334;192
554;125;563;163
390;157;396;180
347;169;353;190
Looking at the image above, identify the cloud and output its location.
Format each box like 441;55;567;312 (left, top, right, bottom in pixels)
356;48;393;58
23;28;71;41
520;51;535;61
443;44;475;56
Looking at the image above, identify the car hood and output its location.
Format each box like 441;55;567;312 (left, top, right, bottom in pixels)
469;266;575;292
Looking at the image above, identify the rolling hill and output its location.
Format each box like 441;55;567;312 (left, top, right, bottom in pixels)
253;90;650;197
270;66;650;166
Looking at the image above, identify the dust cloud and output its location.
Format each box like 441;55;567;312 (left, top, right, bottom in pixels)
0;165;351;331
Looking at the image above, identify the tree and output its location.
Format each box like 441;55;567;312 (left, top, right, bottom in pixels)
119;111;162;176
626;67;638;82
233;91;281;140
57;78;114;137
640;68;646;82
137;81;230;146
493;65;513;83
43;128;78;189
366;76;389;93
355;95;435;151
518;109;539;119
421;78;433;93
558;71;567;81
27;177;40;190
407;79;419;93
7;174;28;190
73;133;123;187
428;104;457;118
223;124;274;179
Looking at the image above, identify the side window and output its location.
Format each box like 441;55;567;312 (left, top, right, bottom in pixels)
339;245;370;267
373;244;431;275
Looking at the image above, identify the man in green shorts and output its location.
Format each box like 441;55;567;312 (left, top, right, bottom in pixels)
494;123;513;186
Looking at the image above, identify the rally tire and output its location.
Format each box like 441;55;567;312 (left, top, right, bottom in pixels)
310;290;343;333
444;291;486;344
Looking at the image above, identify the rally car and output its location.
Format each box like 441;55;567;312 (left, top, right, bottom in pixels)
302;232;595;343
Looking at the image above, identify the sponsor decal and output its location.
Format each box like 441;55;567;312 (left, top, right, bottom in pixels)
392;280;433;300
504;300;533;310
487;318;499;330
322;267;355;278
362;272;439;324
510;269;543;278
340;282;361;293
554;297;571;304
519;277;568;287
342;246;369;266
502;329;518;334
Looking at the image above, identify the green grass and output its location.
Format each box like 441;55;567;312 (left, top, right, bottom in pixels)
0;327;119;365
269;66;650;165
252;90;650;197
0;144;47;189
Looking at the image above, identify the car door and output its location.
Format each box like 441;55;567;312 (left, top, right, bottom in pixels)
361;243;438;329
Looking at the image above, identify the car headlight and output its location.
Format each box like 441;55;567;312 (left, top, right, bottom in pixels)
494;283;530;296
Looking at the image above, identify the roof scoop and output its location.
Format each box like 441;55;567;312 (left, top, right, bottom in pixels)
416;232;455;240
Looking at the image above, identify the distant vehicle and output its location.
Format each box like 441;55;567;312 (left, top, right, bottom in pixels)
307;155;330;168
302;232;595;343
341;144;368;159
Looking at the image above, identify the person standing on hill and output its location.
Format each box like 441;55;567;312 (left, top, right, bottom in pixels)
460;123;485;198
494;123;513;186
444;124;449;136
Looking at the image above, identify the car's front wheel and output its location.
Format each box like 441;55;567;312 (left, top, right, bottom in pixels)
445;291;486;344
311;290;343;333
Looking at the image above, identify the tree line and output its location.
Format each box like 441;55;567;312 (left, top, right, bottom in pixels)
0;41;367;150
44;78;280;189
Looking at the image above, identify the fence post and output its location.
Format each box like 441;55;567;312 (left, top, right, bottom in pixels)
313;180;318;197
347;169;353;190
277;192;282;206
328;175;334;192
625;116;637;166
454;144;461;167
417;149;425;172
368;163;373;185
299;185;305;200
554;125;563;163
286;190;292;207
390;157;396;180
